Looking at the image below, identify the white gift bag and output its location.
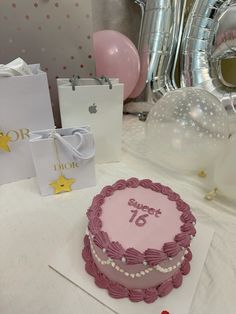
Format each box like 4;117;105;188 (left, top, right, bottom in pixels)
0;63;54;185
57;77;124;163
29;127;96;196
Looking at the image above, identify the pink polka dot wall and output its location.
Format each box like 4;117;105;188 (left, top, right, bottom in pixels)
0;1;95;125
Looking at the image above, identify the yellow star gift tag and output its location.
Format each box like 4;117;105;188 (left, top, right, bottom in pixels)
0;131;11;152
50;175;75;194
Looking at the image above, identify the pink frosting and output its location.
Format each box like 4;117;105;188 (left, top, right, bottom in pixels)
82;245;92;262
112;179;127;190
181;211;196;224
101;186;114;197
163;242;181;257
161;186;173;196
144;288;158;303
92;194;105;207
144;249;167;266
95;273;110;289
176;200;190;212
93;231;110;249
184;248;193;261
139;179;153;188
82;238;191;304
150;182;162;192
108;283;129;299
106;241;125;260
157;280;173;297
87;205;102;219
88;217;102;234
85;260;99;277
126;177;140;188
181;259;191;275
84;235;90;247
129;289;145;302
168;192;180;201
86;178;196;266
175;233;191;248
124;248;145;265
172;271;183;288
181;222;196;236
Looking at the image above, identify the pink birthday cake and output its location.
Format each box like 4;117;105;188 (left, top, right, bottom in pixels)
82;178;196;303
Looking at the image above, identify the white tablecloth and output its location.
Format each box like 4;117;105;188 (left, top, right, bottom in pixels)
1;116;236;314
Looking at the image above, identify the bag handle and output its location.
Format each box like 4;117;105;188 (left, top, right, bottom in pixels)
69;75;113;91
51;128;95;160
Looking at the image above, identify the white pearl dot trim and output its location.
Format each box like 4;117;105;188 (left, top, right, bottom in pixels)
88;235;188;279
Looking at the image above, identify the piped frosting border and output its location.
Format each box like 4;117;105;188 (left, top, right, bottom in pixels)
82;235;192;303
87;178;196;266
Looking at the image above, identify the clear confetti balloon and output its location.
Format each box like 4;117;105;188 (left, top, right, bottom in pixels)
146;87;229;173
214;133;236;200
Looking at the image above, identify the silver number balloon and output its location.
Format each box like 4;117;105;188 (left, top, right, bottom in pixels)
130;0;186;102
181;0;236;123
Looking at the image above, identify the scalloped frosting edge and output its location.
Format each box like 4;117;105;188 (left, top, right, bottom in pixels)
86;234;190;278
82;237;191;303
87;178;196;265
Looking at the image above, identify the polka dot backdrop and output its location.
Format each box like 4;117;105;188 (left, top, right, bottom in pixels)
0;0;95;125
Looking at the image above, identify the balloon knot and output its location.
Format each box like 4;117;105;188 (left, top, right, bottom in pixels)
198;170;207;178
205;188;218;201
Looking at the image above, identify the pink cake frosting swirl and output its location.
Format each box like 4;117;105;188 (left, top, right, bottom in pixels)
124;248;145;264
101;186;114;197
181;222;196;236
175;233;191;248
163;242;181;257
95;272;110;289
108;283;129;299
86;178;196;266
157;280;173;297
93;231;110;249
106;241;125;259
172;271;183;288
82;235;190;303
185;248;193;261
144;249;167;266
129;289;145;302
144;288;159;303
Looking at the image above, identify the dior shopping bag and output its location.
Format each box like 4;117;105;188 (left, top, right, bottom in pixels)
57;77;124;163
29;127;96;196
0;61;54;185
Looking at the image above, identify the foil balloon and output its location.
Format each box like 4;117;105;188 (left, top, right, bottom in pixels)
146;87;229;174
128;0;186;103
214;133;236;200
181;0;236;130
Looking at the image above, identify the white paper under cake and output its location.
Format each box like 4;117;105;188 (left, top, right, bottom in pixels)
49;223;214;314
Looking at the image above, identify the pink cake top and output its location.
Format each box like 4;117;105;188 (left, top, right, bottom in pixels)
87;178;196;266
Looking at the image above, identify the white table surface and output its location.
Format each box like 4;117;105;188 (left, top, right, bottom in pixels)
1;116;236;314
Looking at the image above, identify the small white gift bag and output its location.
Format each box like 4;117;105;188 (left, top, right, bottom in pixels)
57;77;124;163
0;59;54;185
29;127;96;196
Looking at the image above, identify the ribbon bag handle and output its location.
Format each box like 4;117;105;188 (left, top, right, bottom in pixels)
52;128;95;160
69;75;113;91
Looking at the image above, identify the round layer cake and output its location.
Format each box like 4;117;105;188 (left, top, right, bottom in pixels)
82;178;196;303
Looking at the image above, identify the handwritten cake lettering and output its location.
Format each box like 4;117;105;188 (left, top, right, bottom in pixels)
128;198;162;227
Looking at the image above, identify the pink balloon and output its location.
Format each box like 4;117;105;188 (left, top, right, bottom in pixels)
93;30;140;100
129;49;149;98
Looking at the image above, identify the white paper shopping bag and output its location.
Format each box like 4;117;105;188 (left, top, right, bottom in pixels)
57;77;124;163
29;127;96;196
0;63;54;185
